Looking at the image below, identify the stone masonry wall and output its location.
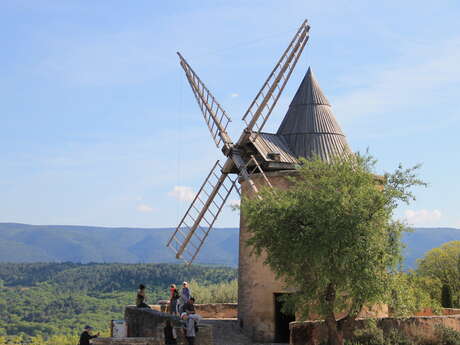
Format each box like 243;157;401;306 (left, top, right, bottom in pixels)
146;303;237;319
290;314;460;345
238;171;298;342
194;303;237;318
123;307;213;345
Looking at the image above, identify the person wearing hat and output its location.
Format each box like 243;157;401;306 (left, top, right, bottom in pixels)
178;282;191;314
79;325;99;345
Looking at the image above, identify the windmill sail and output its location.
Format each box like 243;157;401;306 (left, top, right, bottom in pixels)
242;19;310;137
177;52;233;150
169;19;312;265
167;160;238;264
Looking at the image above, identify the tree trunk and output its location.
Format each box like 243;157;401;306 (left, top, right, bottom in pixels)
324;283;344;345
325;314;343;345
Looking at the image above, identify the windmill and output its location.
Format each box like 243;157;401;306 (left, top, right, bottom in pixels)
166;20;311;264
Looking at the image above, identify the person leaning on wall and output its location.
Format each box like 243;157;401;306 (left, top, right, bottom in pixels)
79;325;99;345
181;312;201;345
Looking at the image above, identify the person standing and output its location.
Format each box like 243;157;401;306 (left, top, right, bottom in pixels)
169;284;180;315
182;282;191;302
136;284;151;308
178;282;191;313
164;319;177;345
79;325;99;345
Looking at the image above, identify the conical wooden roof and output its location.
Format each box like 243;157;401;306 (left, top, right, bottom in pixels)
276;67;350;161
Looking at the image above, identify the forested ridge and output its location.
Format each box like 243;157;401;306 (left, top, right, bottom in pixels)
1;223;459;268
0;263;237;344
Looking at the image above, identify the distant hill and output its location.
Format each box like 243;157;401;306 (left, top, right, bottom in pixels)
402;227;460;268
1;223;459;268
0;223;239;266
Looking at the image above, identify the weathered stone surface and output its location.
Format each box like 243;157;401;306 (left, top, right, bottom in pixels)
290;314;460;345
239;171;298;343
124;306;212;345
125;306;179;338
93;337;157;345
194;303;237;319
148;303;237;319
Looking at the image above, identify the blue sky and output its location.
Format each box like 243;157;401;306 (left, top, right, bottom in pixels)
1;0;459;228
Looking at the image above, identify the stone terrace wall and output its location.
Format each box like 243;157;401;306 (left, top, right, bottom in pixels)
291;314;460;345
194;303;237;318
148;303;237;319
124;307;212;345
93;338;158;345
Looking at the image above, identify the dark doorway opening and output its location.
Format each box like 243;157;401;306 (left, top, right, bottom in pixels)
274;293;295;343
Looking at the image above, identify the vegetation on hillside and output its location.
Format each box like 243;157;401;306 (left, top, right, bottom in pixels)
0;262;237;345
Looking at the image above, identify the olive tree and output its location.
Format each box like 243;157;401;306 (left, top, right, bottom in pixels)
241;154;425;345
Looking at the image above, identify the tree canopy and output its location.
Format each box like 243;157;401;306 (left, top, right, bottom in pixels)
416;241;460;308
241;154;425;345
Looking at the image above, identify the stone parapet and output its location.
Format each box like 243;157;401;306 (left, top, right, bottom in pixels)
93;338;156;345
124;306;212;345
290;314;460;345
194;303;237;318
141;303;237;319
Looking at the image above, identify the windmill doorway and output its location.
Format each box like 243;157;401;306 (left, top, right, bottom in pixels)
274;293;295;343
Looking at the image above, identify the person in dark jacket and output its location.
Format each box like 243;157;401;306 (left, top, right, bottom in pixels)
182;297;196;314
79;325;99;345
136;284;151;308
164;319;177;345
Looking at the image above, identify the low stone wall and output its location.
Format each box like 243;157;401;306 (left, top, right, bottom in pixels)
93;337;157;345
414;308;460;317
124;306;213;345
125;307;177;338
290;314;460;345
194;303;237;319
148;303;238;319
305;304;389;321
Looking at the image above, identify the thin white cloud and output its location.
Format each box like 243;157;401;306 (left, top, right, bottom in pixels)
168;186;195;202
230;93;239;98
137;204;154;213
334;37;460;121
227;199;240;209
404;209;442;226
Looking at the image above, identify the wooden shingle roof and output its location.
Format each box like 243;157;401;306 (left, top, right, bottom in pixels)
276;67;350;161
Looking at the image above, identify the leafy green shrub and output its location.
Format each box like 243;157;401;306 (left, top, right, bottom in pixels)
385;329;413;345
349;320;414;345
436;325;460;345
351;320;385;345
188;279;237;303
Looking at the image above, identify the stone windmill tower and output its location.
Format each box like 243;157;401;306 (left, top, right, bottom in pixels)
167;19;350;342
